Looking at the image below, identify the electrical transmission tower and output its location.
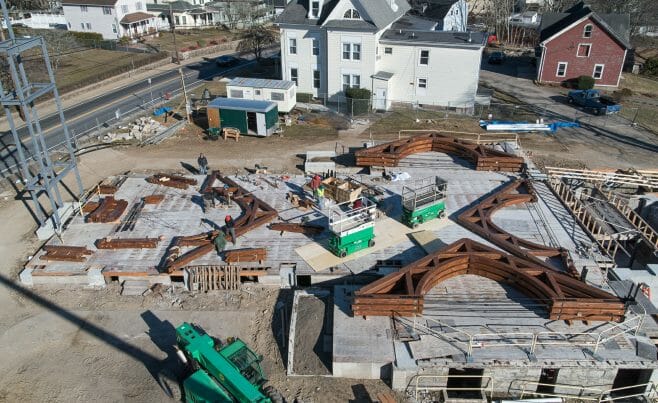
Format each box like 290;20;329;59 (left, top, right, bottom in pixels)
0;0;83;237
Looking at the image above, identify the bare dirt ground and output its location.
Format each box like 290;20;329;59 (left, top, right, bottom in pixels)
292;294;332;376
0;104;655;402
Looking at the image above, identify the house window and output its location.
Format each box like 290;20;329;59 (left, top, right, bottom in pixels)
384;47;392;54
121;5;128;13
255;89;261;95
556;62;567;77
181;16;187;24
342;43;360;60
593;64;604;79
271;92;284;101
418;78;427;89
68;22;71;28
86;22;91;29
343;8;360;19
419;49;429;65
290;68;298;85
352;44;361;60
583;24;592;38
289;38;297;54
311;1;319;17
136;1;142;10
102;6;112;14
313;69;320;89
342;74;360;91
230;90;243;98
80;5;88;11
175;16;180;25
112;23;117;33
80;22;84;29
577;44;591;57
312;38;319;55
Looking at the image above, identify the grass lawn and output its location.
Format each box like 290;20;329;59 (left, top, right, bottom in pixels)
368;109;482;138
619;73;658;97
144;29;236;53
49;48;166;92
618;74;658;135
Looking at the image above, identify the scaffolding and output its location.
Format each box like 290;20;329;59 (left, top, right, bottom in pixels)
0;0;83;235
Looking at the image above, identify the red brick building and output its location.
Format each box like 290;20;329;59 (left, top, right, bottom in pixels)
537;3;630;87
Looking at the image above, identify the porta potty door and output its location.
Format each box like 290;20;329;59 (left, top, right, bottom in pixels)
256;113;267;136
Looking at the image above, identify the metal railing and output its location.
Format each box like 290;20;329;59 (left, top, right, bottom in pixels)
516;380;658;402
413;374;494;401
398;311;644;360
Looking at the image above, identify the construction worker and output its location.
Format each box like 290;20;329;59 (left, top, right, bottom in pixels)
224;214;236;244
315;185;326;210
213;233;226;254
310;174;322;192
198;153;208;175
353;198;363;210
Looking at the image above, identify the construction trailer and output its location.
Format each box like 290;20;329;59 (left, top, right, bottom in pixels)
207;98;279;137
327;197;377;258
401;176;448;228
226;77;297;113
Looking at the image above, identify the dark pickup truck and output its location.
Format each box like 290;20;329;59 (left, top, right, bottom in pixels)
567;89;621;115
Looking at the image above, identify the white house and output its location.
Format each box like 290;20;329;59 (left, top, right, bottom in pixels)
62;0;158;39
226;77;297;113
147;1;213;30
408;0;468;31
275;0;485;111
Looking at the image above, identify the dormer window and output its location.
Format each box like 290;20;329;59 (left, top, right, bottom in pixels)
343;8;360;19
583;24;592;38
311;1;320;17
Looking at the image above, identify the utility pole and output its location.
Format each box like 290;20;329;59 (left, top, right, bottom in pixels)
170;2;179;64
179;67;191;121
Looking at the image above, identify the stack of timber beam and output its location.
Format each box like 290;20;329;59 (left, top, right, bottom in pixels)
86;196;128;223
354;133;524;172
39;245;93;262
143;194;165;204
224;248;267;264
98;184;118;194
96;237;160;249
146;173;197;189
269;222;324;235
351;295;423;317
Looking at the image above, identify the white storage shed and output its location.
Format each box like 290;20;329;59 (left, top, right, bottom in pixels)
226;77;297;113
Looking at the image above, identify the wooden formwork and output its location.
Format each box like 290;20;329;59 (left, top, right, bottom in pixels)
352;239;625;322
86;196;128;223
186;265;269;291
354;133;525;172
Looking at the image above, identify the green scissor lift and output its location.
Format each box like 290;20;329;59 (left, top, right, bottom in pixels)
175;322;282;403
327;197;377;258
401;176;448;228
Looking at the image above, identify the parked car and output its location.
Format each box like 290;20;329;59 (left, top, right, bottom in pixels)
215;55;241;67
567;89;621;115
488;51;505;64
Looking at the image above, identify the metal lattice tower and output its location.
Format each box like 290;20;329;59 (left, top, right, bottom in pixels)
0;0;83;235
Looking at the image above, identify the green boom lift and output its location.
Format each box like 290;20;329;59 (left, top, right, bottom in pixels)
401;176;447;228
327;197;377;258
173;322;283;403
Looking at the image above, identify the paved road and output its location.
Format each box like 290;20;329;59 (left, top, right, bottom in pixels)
0;50;275;173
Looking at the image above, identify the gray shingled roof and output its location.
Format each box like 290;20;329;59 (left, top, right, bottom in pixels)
539;3;630;49
276;0;410;30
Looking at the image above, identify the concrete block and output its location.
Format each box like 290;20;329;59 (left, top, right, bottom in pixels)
87;267;106;287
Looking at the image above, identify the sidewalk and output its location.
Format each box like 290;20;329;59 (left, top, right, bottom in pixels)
0;47;238;132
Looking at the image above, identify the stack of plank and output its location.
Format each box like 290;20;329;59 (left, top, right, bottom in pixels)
39;245;93;262
98;184;118;194
86;196;128;223
269;222;324;235
224;248;267;264
146;173;197;189
354;133;524;172
96;237;160;249
143;194;165;204
81;201;100;213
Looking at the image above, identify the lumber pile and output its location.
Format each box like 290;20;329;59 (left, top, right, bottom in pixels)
96;237;160;249
143;194;165;204
40;245;93;262
354;133;524;172
146;173;197;189
269;222;324;235
98;184;118;194
81;201;100;213
86;196;128;223
286;192;314;209
224;248;267;264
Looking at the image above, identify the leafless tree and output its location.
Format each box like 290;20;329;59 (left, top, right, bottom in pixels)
586;0;658;36
236;24;276;60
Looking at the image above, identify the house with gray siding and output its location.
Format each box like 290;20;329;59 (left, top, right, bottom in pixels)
275;0;485;111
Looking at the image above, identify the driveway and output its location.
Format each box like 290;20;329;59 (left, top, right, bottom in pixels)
479;59;658;170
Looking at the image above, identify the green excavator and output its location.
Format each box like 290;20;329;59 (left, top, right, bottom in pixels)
171;322;284;403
